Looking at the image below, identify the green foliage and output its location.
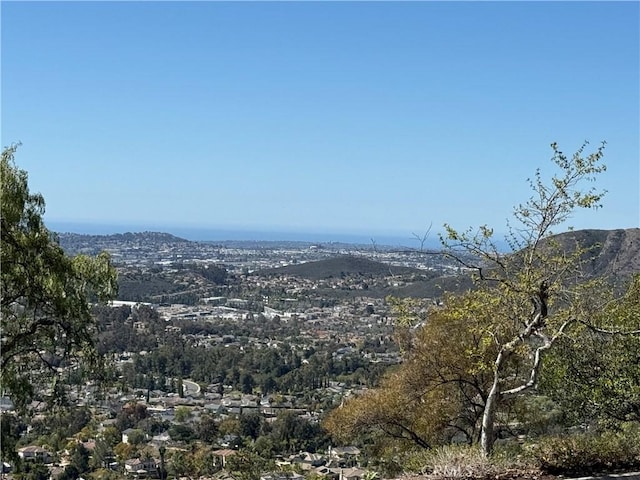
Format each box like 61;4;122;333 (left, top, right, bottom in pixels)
252;436;276;457
225;451;274;480
15;407;93;457
103;308;380;397
437;141;612;454
173;406;191;423
112;442;133;462
67;443;91;475
0;414;26;462
531;424;640;475
196;414;219;443
88;469;120;480
125;429;146;446
89;439;114;470
168;423;195;443
1;145;118;421
115;402;148;431
15;462;50;480
167;449;191;478
190;446;218;477
327;142;633;458
100;426;121;448
186;263;227;284
269;411;329;454
239;411;264;440
58;465;80;480
511;395;566;436
539;275;640;427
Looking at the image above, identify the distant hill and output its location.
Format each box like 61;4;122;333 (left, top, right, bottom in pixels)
289;228;640;298
58;231;190;245
57;231;191;256
257;227;639;284
258;255;425;280
547;228;640;279
54;228;638;302
393;228;640;299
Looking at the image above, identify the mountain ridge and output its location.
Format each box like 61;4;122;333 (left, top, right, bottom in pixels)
547;228;639;279
256;228;639;296
257;255;429;280
57;228;640;277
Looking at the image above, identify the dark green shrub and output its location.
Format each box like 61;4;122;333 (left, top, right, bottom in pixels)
531;425;640;475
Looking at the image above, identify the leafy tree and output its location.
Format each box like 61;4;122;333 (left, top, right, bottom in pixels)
113;442;133;462
58;465;80;480
252;436;276;458
67;443;90;475
0;415;26;463
239;412;264;440
539;274;640;427
58;407;93;438
174;406;191;423
137;417;170;437
168;450;191;479
261;375;278;395
328;142;639;456
196;414;219;443
126;429;146;446
18;462;51;480
241;372;255;394
116;402;148;431
225;451;274;480
325;295;495;448
90;439;114;470
1;146;117;416
269;411;328;453
435;141;624;454
100;426;122;448
191;446;217;477
218;418;241;438
158;445;167;480
177;377;184;398
168;423;196;443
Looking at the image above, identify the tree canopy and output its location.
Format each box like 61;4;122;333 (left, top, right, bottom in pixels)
1;144;117;414
325;141;640;456
539;274;640;427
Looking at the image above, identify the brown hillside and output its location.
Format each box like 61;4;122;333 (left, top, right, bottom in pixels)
550;228;640;279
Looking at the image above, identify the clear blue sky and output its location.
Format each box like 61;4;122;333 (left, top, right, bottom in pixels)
2;1;638;243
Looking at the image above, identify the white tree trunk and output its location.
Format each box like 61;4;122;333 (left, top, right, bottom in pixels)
480;352;504;455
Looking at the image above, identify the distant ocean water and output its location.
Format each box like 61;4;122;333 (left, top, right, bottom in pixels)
47;220;437;249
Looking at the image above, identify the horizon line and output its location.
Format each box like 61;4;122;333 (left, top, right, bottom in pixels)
47;219;439;248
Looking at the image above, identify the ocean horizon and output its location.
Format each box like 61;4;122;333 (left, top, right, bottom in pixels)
47;220;439;249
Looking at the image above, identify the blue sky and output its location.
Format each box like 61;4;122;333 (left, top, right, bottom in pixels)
2;1;638;243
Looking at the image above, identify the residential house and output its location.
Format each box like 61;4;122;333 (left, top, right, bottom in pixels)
313;466;339;480
339;468;366;480
260;473;304;480
48;466;65;480
18;446;52;464
124;457;159;478
329;446;360;466
212;449;236;468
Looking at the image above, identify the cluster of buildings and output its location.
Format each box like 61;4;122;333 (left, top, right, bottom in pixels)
0;232;463;479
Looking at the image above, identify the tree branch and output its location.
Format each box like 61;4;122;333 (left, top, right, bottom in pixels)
501;318;574;396
579;320;640;336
